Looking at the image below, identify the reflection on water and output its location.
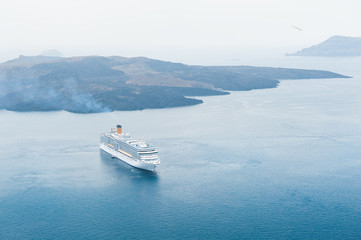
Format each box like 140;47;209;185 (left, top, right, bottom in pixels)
99;150;159;184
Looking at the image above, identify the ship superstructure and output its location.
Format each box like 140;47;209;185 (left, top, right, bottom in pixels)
100;125;160;171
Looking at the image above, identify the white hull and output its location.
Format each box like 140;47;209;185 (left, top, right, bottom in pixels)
100;143;158;171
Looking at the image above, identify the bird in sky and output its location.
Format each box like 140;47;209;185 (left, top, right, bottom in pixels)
292;25;303;31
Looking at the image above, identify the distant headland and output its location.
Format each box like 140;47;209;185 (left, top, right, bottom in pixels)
286;35;361;57
0;55;350;113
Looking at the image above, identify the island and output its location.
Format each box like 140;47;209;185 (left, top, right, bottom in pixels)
0;55;350;113
286;35;361;57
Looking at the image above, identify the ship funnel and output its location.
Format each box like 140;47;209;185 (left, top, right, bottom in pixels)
116;125;122;134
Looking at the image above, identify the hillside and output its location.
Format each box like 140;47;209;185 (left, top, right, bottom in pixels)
0;55;349;113
286;36;361;57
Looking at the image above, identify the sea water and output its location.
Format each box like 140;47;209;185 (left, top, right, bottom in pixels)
0;57;361;239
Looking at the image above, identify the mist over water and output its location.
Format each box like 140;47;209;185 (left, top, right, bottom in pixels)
0;56;361;239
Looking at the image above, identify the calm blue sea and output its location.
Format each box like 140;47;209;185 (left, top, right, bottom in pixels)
1;57;361;239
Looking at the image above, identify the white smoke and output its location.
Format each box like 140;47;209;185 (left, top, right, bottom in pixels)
0;68;111;113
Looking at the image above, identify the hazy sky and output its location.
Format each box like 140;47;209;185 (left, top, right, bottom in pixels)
1;0;360;64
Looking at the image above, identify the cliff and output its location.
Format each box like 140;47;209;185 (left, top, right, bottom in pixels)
0;55;349;113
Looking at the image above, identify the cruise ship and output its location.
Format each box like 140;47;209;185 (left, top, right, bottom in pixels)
100;125;160;171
